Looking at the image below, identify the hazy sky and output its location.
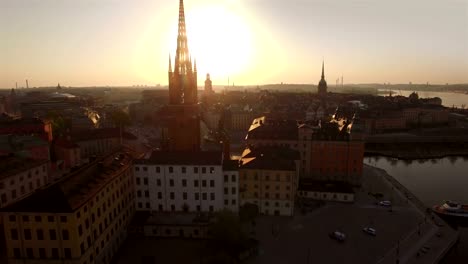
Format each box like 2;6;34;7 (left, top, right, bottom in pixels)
1;0;467;88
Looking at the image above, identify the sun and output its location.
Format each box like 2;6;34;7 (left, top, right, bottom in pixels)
184;4;253;84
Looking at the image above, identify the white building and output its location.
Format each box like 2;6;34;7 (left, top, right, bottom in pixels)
222;160;240;212
133;151;239;213
0;157;49;209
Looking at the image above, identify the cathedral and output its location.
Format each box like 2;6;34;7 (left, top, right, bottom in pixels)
165;0;201;151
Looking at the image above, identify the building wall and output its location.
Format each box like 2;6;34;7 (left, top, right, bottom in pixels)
133;164;226;213
2;163;135;264
77;138;120;161
0;162;48;209
247;125;364;186
55;146;81;170
239;169;296;216
308;141;363;186
143;224;208;239
230;112;258;131
374;117;406;131
298;190;354;203
222;170;239;212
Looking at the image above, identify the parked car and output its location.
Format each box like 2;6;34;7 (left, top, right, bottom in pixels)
363;227;377;236
378;200;392;207
329;231;346;242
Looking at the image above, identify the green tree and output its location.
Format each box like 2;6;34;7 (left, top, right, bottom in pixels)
47;111;69;138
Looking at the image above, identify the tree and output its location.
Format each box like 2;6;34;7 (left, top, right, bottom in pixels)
239;203;259;223
208;210;250;260
46;110;70;138
110;109;131;128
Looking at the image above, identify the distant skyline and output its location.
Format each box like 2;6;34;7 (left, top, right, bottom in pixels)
1;0;467;88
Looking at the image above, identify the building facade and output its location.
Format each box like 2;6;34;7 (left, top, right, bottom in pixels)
246;116;364;186
133;151;239;213
0;157;49;209
239;146;299;216
1;149;136;264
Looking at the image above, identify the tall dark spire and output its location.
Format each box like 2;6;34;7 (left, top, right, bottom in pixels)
169;54;172;72
318;60;328;95
168;0;197;105
174;0;190;74
321;60;325;80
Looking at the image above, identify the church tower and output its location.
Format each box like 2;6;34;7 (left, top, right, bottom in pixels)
317;60;328;95
168;0;198;105
165;0;200;151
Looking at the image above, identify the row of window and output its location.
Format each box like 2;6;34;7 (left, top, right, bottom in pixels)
135;166;216;174
8;215;67;223
10;228;69;241
137;191;219;201
224;199;237;206
0;165;46;189
241;174;291;182
1;178;45;205
12;247;72;259
248;192;291;199
137;202;216;212
136;178;219;188
223;187;237;195
299;191;350;200
243;184;291;191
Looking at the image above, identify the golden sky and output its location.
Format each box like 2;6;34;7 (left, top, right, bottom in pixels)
1;0;467;88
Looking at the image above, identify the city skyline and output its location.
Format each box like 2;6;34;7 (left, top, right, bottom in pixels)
1;0;468;88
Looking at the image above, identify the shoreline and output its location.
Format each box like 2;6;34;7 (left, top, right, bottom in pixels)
364;150;468;160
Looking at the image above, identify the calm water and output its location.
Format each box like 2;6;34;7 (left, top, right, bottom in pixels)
378;89;468;108
364;156;468;206
364;156;468;262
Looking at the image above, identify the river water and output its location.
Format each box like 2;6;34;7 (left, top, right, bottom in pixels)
377;89;468;108
364;156;468;262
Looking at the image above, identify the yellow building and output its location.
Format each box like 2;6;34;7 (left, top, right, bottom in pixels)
1;149;136;264
239;146;299;216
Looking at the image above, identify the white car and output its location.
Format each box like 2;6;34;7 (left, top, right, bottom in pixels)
329;231;346;242
363;227;377;236
379;201;392;207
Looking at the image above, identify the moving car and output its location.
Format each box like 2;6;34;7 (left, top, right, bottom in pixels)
329;231;346;242
363;227;377;236
378;200;392;207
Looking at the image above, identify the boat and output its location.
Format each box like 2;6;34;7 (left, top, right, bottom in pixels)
432;201;468;219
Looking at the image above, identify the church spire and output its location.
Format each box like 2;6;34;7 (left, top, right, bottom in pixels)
169;54;172;72
321;60;325;80
317;60;328;95
174;0;190;74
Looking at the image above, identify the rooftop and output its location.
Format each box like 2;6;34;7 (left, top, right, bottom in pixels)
70;128;137;142
222;159;239;171
0;134;49;153
0;156;48;180
240;146;299;171
136;150;222;166
246;116;298;141
1;148;136;213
